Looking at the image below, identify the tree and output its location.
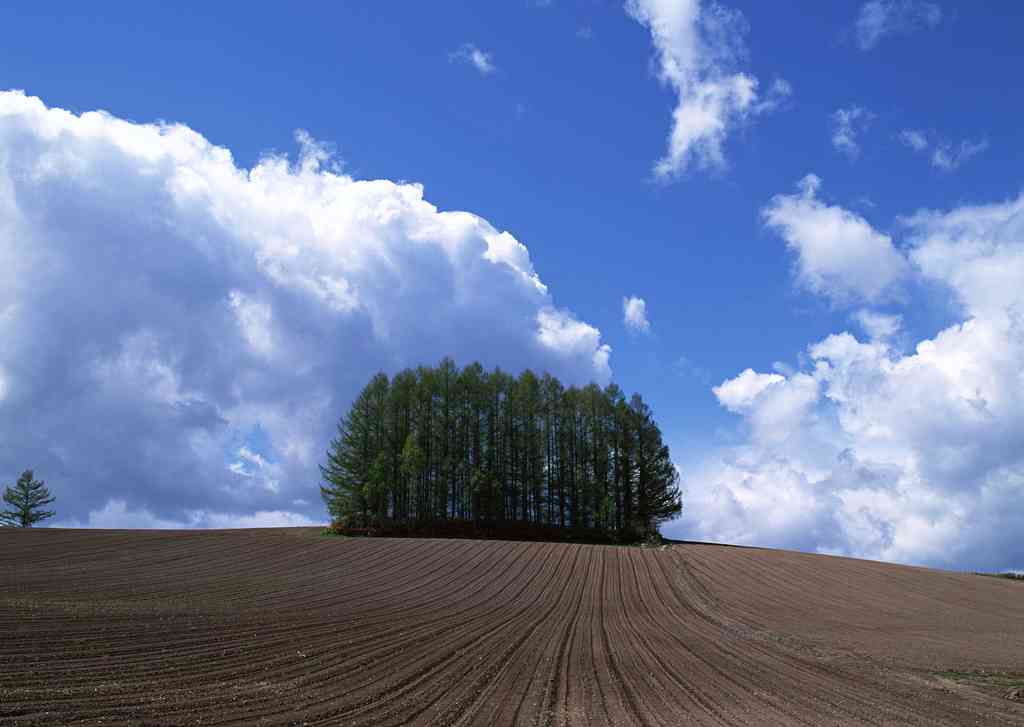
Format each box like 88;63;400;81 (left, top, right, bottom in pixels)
321;359;682;541
320;379;380;526
629;394;683;536
400;433;426;508
1;470;56;528
319;412;361;525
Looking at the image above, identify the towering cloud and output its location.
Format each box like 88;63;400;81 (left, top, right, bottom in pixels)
0;91;610;528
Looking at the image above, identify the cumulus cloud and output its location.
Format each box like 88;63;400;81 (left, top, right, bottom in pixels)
53;500;320;529
831;106;873;159
537;308;612;379
626;0;789;179
762;174;909;305
853;309;902;341
899;129;988;171
905;193;1024;318
622;295;651;333
0;90;610;529
712;368;783;413
855;0;942;50
449;44;496;75
671;190;1024;572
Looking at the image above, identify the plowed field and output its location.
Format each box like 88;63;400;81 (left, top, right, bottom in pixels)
1;528;1022;726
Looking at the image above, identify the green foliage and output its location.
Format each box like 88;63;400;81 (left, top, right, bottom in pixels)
400;434;425;482
320;359;682;539
641;530;665;548
1;470;56;528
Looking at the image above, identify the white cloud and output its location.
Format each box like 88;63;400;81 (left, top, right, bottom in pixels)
536;308;612;381
762;174;909;305
622;295;651;333
853;309;902;340
450;44;496;75
0;90;609;528
899;129;988;171
905;193;1024;319
198;510;320;528
712;368;783;412
53;500;186;529
855;0;942;50
671;191;1024;572
226;445;281;495
229;291;276;357
899;128;928;151
53;499;319;529
931;139;988;171
626;0;788;179
752;77;793;114
831;106;873;159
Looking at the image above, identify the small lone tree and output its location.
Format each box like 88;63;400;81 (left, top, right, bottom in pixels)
1;470;56;528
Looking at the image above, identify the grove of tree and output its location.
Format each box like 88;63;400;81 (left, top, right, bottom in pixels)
321;359;681;540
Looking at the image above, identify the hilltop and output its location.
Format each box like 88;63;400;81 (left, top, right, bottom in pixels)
1;528;1022;725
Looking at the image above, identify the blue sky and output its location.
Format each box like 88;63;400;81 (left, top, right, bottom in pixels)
1;1;1022;570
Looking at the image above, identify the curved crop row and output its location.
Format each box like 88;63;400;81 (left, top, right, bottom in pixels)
2;529;1021;726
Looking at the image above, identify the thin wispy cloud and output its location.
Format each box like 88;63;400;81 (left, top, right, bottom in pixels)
831;106;873;159
449;43;496;75
898;128;928;151
853;309;902;341
899;128;988;171
855;0;942;50
674;355;712;385
931;139;988;171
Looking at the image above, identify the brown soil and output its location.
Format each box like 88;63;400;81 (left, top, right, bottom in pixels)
1;528;1021;726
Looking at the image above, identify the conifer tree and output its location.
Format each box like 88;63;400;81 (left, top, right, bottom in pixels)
1;470;56;528
321;359;683;540
320;380;378;526
629;394;682;535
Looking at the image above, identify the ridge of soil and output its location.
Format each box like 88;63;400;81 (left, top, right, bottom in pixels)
2;528;1022;725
